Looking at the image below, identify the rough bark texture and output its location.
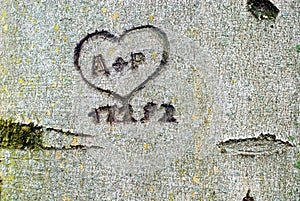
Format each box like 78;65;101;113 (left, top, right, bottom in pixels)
0;0;299;200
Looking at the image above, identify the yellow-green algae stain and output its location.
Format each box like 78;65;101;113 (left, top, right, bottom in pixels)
0;118;91;150
0;118;43;150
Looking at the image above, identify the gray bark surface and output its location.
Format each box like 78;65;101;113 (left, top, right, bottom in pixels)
0;0;299;200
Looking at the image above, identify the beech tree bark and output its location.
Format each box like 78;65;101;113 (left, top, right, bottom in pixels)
0;0;299;200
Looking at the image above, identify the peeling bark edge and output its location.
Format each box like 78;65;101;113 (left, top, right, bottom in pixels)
217;133;294;156
218;133;294;147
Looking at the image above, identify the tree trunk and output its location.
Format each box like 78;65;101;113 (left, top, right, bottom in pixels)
1;0;299;200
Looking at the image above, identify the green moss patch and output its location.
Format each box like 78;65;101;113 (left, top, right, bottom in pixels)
294;160;300;169
0;118;43;150
296;44;300;52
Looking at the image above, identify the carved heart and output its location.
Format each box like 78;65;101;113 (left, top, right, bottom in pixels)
74;25;170;100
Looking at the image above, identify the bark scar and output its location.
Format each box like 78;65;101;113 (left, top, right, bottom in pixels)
217;134;294;156
242;189;255;201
